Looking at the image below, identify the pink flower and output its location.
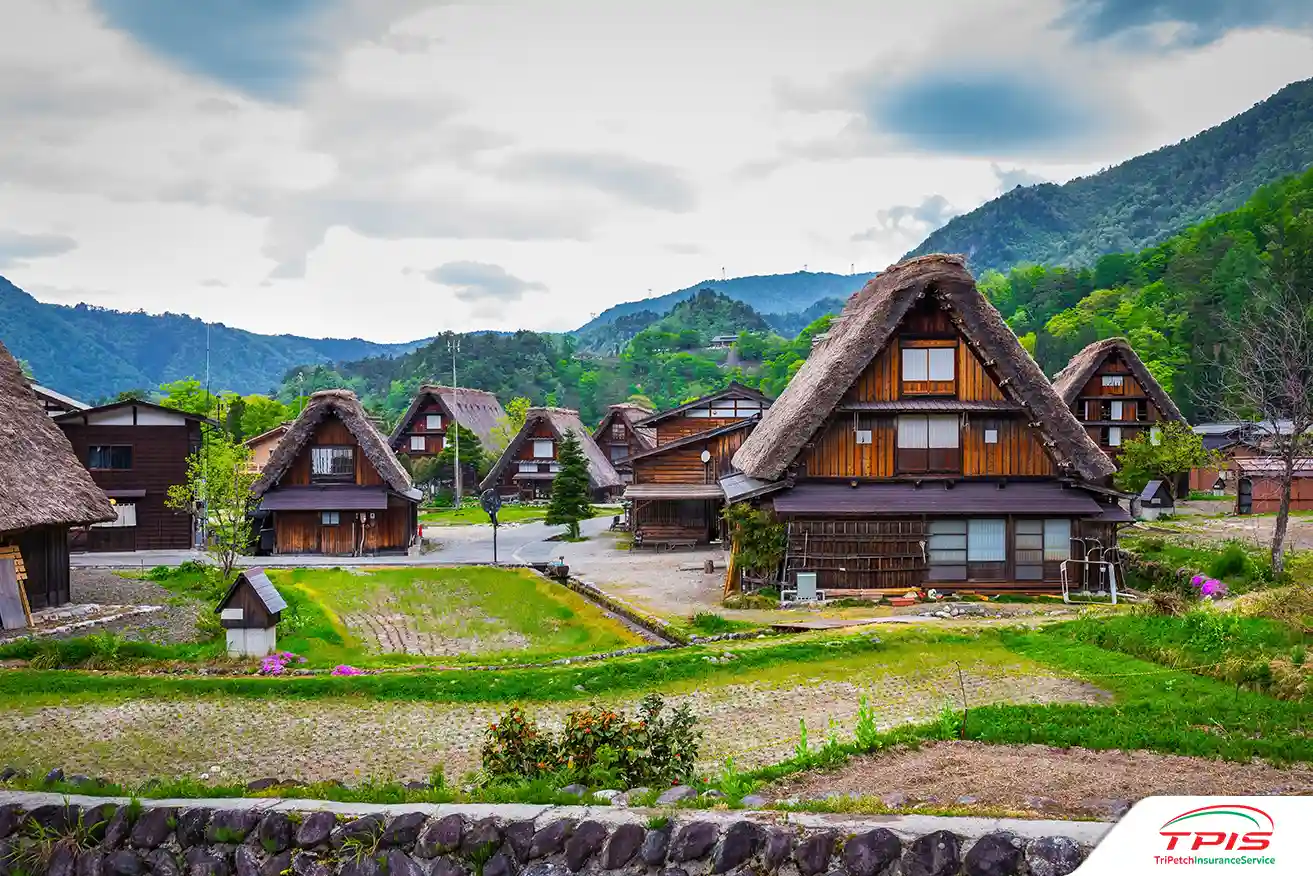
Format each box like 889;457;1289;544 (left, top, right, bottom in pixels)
1190;574;1205;587
331;665;364;676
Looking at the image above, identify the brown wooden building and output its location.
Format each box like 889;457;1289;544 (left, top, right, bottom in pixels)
55;400;210;551
0;340;114;614
389;385;506;462
481;407;622;501
592;403;656;482
728;254;1127;595
620;384;773;546
253;390;421;556
1052;337;1186;460
1234;457;1313;514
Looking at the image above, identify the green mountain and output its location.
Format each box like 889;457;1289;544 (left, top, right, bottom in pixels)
764;296;846;337
0;277;429;402
907;78;1313;273
573;270;876;337
988;165;1313;422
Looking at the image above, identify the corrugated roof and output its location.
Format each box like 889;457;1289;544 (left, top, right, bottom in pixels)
218;567;287;615
772;480;1107;516
257;485;390;511
1235;457;1313;477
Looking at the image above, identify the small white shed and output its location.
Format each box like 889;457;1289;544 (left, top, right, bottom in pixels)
215;568;286;657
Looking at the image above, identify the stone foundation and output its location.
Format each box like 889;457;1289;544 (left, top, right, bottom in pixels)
0;793;1107;876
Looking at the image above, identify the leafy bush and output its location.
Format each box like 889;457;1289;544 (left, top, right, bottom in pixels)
1208;543;1251;580
480;694;700;788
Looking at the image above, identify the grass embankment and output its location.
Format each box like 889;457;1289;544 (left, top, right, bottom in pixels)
0;565;644;670
419;504;623;526
1121;532;1285;594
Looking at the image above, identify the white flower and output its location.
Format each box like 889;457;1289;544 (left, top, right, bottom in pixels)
199;773;209;780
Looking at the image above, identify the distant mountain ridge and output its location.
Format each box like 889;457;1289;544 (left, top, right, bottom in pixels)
0;277;430;401
907;77;1313;273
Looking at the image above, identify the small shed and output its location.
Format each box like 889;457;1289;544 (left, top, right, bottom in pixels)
215;568;287;657
1137;479;1174;521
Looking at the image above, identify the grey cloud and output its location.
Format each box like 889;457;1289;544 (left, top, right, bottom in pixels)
992;163;1050;192
425;261;547;303
1058;0;1313;48
500;150;698;212
0;230;78;267
851;195;961;243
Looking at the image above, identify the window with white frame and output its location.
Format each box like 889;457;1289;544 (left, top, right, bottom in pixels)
409;435;426;451
1110;400;1123;420
321;511;341;526
92;502;137;528
518;461;538;473
901;346;956;385
426;413;441;429
1107;426;1123;447
1101;375;1124;387
532;439;554;458
1150;426;1162;445
984;428;999;444
311;446;354;481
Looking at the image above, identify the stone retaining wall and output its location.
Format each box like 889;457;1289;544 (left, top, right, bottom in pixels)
0;794;1106;876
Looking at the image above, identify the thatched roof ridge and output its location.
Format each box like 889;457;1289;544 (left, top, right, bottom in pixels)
594;403;657;451
388;384;507;450
1052;337;1186;423
731;254;1116;484
0;340;114;532
254;390;416;498
480;407;622;491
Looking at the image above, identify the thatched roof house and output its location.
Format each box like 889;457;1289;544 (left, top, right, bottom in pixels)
0;339;114;612
732;254;1115;485
389;385;507;457
481;407;622;499
1052;337;1185;421
253;390;419;556
594;403;656;452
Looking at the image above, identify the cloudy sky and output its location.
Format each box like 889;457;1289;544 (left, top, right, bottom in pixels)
2;0;1311;341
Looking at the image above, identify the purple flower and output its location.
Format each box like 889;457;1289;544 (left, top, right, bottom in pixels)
1190;574;1205;586
1200;579;1228;599
331;665;364;676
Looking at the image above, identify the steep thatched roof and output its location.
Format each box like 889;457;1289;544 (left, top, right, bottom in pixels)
593;403;656;451
254;390;417;498
388;385;506;450
732;254;1116;484
480;407;622;491
0;340;114;533
1052;337;1186;423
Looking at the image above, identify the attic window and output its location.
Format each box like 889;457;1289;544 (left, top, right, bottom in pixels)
533;439;554;459
311;446;355;481
901;342;956;396
1101;375;1124;388
426;414;442;429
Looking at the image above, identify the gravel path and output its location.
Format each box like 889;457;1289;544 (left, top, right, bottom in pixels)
63;570;204;644
767;740;1313;818
0;661;1103;784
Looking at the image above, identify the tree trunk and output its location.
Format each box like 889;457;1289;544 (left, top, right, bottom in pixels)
1272;455;1295;576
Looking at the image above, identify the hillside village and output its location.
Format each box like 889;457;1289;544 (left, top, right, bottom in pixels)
1;31;1312;874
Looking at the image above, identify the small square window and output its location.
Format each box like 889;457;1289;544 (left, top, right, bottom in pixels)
983;429;999;444
426;414;441;429
321;511;340;526
409;435;426;451
855;429;873;445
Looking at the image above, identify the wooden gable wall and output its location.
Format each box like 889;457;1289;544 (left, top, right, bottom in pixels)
843;336;1008;403
634;427;749;484
515;419;560;461
283;417;385;486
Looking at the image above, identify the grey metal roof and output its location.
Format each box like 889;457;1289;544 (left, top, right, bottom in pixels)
257;485;389;511
218;567;287;615
30;383;89;412
772;480;1107;516
719;472;788;504
1139;479;1170;502
624;483;724;500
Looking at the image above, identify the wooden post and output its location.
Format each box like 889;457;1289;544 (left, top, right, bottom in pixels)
723;538;740;597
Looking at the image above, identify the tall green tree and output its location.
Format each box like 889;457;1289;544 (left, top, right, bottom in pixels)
1113;422;1216;495
491;396;531;453
239;394;291;438
224;394;247;441
165;428;260;580
158;377;218;417
545;430;592;539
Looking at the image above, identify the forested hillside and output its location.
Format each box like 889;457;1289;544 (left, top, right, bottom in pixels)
0;278;426;401
985;165;1313;421
908;78;1313;273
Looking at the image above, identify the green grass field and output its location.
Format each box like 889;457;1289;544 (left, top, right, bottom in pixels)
419;504;623;526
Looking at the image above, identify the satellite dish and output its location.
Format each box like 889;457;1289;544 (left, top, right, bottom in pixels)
700;450;711;464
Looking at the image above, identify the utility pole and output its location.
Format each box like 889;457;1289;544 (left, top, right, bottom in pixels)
449;335;461;505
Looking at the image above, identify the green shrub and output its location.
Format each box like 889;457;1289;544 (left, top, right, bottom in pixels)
1208;542;1250;580
689;612;736;634
480;694;700;788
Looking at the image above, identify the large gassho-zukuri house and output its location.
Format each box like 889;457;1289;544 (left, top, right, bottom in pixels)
481;407;622;501
0;339;114;615
1051;337;1186;461
623;383;772;547
389;385;507;466
252;390;421;556
726;254;1128;595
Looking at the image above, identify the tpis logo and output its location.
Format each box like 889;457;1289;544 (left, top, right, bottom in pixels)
1159;804;1274;852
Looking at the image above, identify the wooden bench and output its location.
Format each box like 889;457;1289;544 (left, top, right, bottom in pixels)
633;524;703;551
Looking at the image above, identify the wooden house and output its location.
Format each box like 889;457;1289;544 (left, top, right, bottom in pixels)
29;383;88;418
55;400;210;552
0;339;114;612
480;407;622;501
253;390;421;556
592;403;656;482
728;255;1126;596
1052;337;1186;460
216;567;286;656
1234;457;1313;514
389;385;506;462
619;385;773;547
1137;479;1175;520
1188;422;1273;494
244;423;290;473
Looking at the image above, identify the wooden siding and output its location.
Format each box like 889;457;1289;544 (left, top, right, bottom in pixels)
655;415;743;444
1242;476;1313;514
220;579;279;628
633;428;748;485
58;421;200;550
962;418;1054;477
283;418;385;487
843;337;1006;403
396;398;450;457
5;527;70;609
272;501;411;555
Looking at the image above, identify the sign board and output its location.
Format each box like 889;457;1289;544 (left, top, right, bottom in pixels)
480;488;502;523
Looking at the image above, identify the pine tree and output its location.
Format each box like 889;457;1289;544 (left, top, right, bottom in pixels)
545;429;592;539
